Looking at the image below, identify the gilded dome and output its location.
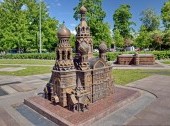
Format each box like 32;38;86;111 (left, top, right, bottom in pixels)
57;24;71;38
80;5;87;14
78;42;89;55
99;42;107;53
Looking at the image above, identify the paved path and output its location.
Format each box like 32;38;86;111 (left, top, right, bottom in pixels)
125;75;170;125
0;73;51;126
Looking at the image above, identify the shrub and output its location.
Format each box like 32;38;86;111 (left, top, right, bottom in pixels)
0;51;170;61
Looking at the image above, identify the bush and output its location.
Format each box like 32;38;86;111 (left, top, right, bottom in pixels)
0;51;170;61
106;52;121;61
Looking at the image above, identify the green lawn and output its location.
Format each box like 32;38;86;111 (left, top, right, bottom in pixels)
1;59;170;85
0;65;20;68
0;59;55;65
112;69;170;85
0;66;52;76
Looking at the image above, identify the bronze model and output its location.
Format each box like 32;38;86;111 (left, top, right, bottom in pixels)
44;6;114;112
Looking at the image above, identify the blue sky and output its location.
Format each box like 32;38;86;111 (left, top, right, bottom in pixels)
44;0;168;33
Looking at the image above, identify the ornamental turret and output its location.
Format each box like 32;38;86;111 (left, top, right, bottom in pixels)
99;42;107;61
55;23;74;71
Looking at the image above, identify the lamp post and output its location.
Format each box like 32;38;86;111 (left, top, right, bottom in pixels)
39;0;42;53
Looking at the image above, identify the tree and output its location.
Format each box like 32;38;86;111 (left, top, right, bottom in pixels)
135;26;152;49
161;0;170;29
150;30;163;50
69;34;76;49
140;8;160;32
0;0;58;53
73;0;112;48
113;4;134;39
162;30;170;49
113;29;124;48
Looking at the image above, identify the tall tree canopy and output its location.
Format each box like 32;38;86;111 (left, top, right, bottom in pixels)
113;4;134;39
134;26;151;49
140;8;160;32
161;0;170;30
113;29;124;48
73;0;112;48
0;0;58;53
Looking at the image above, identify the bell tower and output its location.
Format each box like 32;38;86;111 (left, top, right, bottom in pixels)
75;6;93;60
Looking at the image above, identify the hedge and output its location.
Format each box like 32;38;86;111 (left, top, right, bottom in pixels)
0;51;170;61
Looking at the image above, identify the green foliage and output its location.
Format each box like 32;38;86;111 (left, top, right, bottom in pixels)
134;26;152;49
150;30;163;50
140;8;160;32
106;52;121;61
73;0;112;48
161;0;170;29
113;4;134;38
69;34;76;49
0;0;58;53
151;50;170;60
1;51;170;61
113;29;124;48
163;30;170;48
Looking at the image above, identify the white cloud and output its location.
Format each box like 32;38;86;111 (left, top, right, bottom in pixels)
70;29;76;35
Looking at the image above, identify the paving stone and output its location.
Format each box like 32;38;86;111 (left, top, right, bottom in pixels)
0;107;19;126
1;85;18;94
10;84;36;92
0;88;8;96
16;104;58;126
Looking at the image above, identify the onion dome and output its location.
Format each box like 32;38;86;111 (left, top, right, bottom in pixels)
78;42;89;55
99;42;107;53
57;24;71;38
80;5;87;14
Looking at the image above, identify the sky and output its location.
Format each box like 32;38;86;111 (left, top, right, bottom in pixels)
44;0;168;34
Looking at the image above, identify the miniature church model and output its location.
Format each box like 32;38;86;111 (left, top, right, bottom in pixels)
44;6;114;112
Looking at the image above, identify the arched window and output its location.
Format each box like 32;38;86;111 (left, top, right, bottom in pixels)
57;51;60;60
62;51;65;60
67;51;71;60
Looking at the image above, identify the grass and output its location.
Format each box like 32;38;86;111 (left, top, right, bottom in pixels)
0;65;20;68
0;59;55;65
0;66;52;76
162;60;170;64
112;69;170;85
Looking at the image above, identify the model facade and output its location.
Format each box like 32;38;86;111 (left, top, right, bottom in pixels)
44;6;114;112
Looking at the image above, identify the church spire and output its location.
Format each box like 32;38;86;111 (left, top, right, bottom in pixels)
75;5;93;61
